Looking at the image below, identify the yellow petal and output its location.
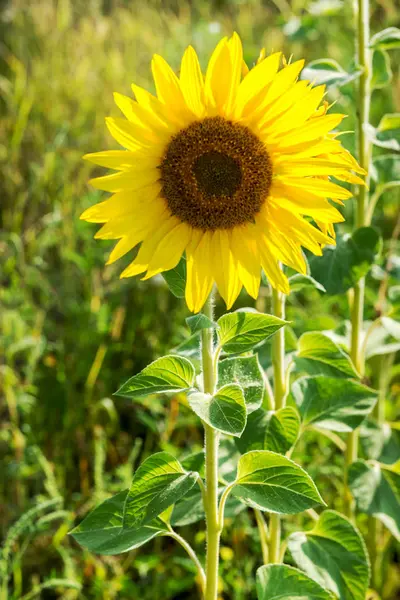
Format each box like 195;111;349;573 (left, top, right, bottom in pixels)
83;151;160;171
143;222;192;279
225;32;243;116
120;216;177;278
235;52;281;117
93;197;166;240
204;37;231;113
180;46;205;118
210;229;242;309
275;114;345;151
185;230;214;313
265;85;326;137
274;176;353;200
105;117;157;152
269;192;344;223
131;83;183;129
151;54;194;122
81;183;162;223
113;92;170;135
231;225;261;299
89;168;159;192
258;238;290;295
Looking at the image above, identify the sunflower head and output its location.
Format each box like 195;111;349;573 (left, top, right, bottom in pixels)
81;33;365;312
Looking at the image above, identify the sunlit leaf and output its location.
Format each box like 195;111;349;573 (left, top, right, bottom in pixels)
217;310;287;354
294;331;359;378
256;564;335;600
218;355;265;414
188;384;247;437
236;407;300;454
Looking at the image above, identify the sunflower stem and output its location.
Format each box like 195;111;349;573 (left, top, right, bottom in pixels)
201;291;220;600
268;287;286;563
344;0;371;521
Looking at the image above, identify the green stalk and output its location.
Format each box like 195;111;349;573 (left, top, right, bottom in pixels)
201;292;220;600
269;287;286;562
344;0;372;520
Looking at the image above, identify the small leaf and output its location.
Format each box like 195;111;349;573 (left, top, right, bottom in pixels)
294;331;359;378
371;49;392;89
256;564;335;600
302;58;361;88
381;316;400;341
161;256;186;297
366;123;400;152
372;154;400;186
115;355;196;398
218;355;265;414
70;490;168;555
349;460;400;541
370;26;400;50
123;452;198;528
309;227;382;295
236;407;300;454
233;450;324;514
290;376;377;432
188;384;247;437
186;313;217;335
289;510;370;600
289;274;326;293
378;113;400;132
171;486;204;527
217;310;287;354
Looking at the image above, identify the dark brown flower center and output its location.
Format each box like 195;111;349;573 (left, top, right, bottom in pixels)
160;116;272;230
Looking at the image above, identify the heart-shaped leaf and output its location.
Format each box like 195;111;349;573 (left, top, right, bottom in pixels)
294;331;359;379
256;564;335;600
123;452;198;528
70;490;168;555
218;355;265;414
188;384;247;437
115;355;196;398
289;510;370;600
233;450;324;514
162;256;186;297
235;407;300;454
217;310;287;354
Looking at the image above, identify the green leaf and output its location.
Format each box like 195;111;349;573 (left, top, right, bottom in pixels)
70;491;168;555
378;113;400;132
309;227;382;295
364;322;400;358
366;123;400;152
161;256;186;298
349;460;400;541
217;310;287;354
188;384;247;437
289;510;370;600
381;316;400;341
290;376;377;432
370;27;400;50
218;355;265;414
372;154;400;186
289;274;326;293
371;49;392;89
302;58;361;88
186;313;217;335
123;452;198;528
360;420;400;464
171;486;204;527
115;355;196;398
256;564;335;600
232;450;325;514
236;407;300;454
294;331;359;378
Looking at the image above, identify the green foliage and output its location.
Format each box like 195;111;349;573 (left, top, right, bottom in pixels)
218;355;265;413
115;355;196;398
256;564;335;600
289;510;370;600
162;257;187;298
186;313;217;334
236;407;300;454
309;227;382;295
294;331;359;378
188;384;247;436
370;27;400;50
232;451;325;514
217;310;287;353
71;490;168;555
349;460;400;540
123;452;198;529
290;376;377;432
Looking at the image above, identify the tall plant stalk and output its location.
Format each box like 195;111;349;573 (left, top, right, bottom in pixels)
344;0;372;520
201;292;220;600
269;287;286;562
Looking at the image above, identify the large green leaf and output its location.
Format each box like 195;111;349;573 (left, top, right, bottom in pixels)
289;510;370;600
235;407;300;454
289;274;326;293
360;420;400;464
162;256;186;298
171;486;204;527
294;332;359;378
232;450;324;514
348;460;400;541
309;227;381;295
123;452;198;528
115;355;196;398
186;313;217;335
371;49;392;89
70;491;168;555
290;376;377;432
256;564;334;600
218;355;265;414
188;384;247;437
217;310;287;354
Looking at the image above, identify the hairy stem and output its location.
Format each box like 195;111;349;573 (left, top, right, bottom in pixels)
269;288;286;562
345;0;371;521
167;531;206;594
201;292;220;600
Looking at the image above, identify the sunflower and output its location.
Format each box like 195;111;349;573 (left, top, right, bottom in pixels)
81;33;364;312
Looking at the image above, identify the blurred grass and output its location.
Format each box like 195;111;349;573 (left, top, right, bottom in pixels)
0;0;399;598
